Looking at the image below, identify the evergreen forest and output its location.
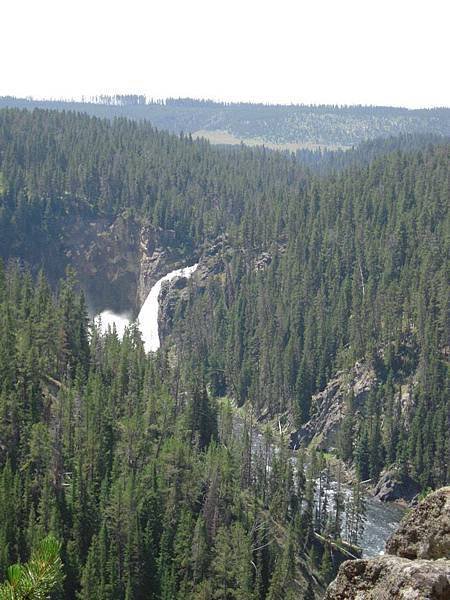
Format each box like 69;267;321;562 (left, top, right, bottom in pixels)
0;107;448;598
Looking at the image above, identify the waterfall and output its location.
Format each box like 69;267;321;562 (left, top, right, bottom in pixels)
94;264;198;352
137;264;198;352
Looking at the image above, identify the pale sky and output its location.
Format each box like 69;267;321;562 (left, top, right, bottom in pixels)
1;0;449;107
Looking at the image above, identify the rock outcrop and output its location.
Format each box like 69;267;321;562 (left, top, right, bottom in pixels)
325;488;450;599
385;487;450;560
374;469;421;503
291;361;376;451
325;556;450;599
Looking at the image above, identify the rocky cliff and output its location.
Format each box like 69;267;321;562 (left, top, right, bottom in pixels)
158;235;231;341
63;213;193;315
385;487;450;560
325;487;450;599
290;333;421;458
291;361;377;451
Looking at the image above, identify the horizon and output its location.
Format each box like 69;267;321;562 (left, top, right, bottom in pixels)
1;93;449;111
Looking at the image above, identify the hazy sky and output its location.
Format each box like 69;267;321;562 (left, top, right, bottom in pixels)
2;0;449;107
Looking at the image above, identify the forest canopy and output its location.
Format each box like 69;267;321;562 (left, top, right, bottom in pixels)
0;107;448;599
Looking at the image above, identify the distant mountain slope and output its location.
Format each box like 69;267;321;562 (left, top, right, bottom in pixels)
1;95;449;148
294;132;450;173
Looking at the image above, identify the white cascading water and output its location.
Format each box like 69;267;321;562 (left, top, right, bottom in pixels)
95;264;198;353
137;264;198;352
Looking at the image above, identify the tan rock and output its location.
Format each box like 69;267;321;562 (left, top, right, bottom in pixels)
325;556;450;599
325;488;450;599
386;487;450;560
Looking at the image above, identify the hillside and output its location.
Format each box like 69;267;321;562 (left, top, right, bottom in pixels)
1;96;449;148
1;107;448;485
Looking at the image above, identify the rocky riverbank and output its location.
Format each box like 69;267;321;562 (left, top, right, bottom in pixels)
325;487;450;599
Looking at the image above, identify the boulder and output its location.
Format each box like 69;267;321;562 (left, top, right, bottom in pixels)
386;487;450;560
374;470;421;503
324;556;450;599
325;487;450;599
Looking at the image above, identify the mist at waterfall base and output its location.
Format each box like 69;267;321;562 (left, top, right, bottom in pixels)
95;264;198;353
95;310;132;339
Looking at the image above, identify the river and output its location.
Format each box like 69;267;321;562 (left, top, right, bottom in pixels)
232;415;406;557
361;497;405;557
314;475;406;557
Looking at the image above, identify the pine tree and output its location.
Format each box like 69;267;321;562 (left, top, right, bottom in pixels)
319;545;334;585
0;536;63;600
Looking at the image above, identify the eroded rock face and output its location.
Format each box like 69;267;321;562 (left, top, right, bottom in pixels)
386;487;450;560
291;361;376;451
325;488;450;599
137;224;192;308
324;556;450;599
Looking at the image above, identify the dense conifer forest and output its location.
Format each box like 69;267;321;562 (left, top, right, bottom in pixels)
0;262;363;599
0;108;448;598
